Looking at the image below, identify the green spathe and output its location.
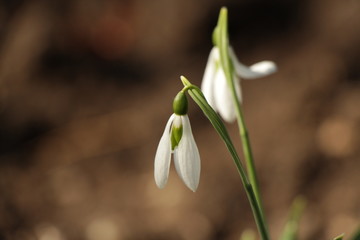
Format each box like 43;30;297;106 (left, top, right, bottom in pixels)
180;75;269;240
173;91;188;115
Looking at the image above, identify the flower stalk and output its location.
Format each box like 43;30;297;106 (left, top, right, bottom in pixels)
215;7;268;231
181;76;269;240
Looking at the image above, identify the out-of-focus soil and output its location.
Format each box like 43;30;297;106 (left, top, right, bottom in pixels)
0;0;359;240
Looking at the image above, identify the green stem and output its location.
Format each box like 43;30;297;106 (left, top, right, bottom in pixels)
217;7;268;232
181;76;269;240
236;99;268;230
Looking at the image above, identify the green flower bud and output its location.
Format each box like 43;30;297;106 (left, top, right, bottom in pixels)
212;26;220;46
173;91;188;115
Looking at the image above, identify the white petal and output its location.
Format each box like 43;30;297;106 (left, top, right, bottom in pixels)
201;47;219;109
172;114;182;128
173;115;200;192
229;47;277;79
213;69;237;122
249;61;277;75
154;114;175;189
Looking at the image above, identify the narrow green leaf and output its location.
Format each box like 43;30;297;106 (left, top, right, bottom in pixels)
279;196;306;240
241;229;256;240
349;227;360;240
333;233;345;240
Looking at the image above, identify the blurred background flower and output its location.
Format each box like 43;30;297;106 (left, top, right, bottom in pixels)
0;0;359;239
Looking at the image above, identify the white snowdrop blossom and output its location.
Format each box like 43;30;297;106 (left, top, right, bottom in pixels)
201;46;277;122
154;113;200;192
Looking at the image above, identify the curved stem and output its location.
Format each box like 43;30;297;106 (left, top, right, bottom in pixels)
181;76;269;240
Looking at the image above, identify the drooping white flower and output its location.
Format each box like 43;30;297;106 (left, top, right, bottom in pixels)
154;113;200;192
201;46;277;122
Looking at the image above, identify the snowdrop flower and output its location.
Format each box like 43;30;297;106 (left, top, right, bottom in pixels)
154;91;200;192
201;46;277;122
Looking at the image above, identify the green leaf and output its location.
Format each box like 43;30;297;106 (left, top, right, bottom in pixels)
279;196;306;240
333;233;345;240
241;229;256;240
349;227;360;240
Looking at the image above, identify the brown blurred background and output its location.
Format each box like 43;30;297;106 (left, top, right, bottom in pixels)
0;0;359;239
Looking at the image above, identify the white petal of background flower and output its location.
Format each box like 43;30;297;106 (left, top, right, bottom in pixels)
229;47;277;79
201;47;218;109
249;61;277;76
214;69;237;122
154;114;175;189
173;115;200;192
